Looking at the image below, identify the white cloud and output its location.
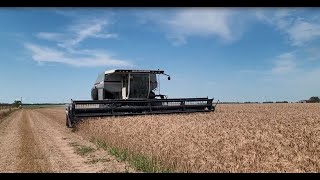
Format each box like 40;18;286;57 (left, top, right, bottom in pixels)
166;9;233;41
137;8;251;45
166;34;187;46
52;9;80;18
255;9;293;28
239;69;269;75
255;9;294;29
36;18;117;49
138;8;320;46
25;43;133;67
237;50;320;101
272;52;297;74
287;20;320;46
91;33;118;39
36;32;65;41
26;14;127;68
52;8;114;19
242;49;320;77
305;47;320;61
59;18;116;48
255;9;320;46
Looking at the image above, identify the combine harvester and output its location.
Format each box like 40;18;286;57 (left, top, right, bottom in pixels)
66;69;218;128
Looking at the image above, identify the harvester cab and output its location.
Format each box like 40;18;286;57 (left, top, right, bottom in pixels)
66;69;217;128
90;69;170;101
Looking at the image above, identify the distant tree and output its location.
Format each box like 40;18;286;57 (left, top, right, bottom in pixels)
307;96;320;103
276;101;288;103
12;100;22;108
263;101;273;104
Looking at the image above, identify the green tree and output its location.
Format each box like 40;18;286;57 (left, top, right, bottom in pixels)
308;96;320;103
12;100;22;107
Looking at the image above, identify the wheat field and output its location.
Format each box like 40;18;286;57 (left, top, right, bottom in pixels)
76;104;320;172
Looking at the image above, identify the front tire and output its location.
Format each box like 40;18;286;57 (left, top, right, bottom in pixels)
91;87;98;100
66;114;73;128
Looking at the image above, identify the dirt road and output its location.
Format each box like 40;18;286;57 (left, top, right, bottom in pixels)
0;109;134;173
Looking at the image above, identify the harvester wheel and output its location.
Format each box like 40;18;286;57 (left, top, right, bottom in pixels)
211;105;215;112
149;91;156;99
66;114;73;128
91;87;98;100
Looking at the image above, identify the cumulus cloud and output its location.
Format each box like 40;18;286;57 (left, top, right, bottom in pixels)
255;8;320;46
25;43;133;67
59;18;117;48
137;8;252;45
26;14;128;68
37;18;118;49
272;53;297;74
287;20;320;46
36;32;65;42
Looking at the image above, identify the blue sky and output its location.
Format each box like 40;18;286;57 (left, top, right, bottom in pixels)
1;8;320;103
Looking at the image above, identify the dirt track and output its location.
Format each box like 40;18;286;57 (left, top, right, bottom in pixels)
0;109;133;173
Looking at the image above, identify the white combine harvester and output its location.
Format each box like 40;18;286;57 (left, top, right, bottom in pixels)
66;69;217;128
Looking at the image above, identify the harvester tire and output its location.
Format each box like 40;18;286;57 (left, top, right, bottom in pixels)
91;87;98;100
211;105;215;112
66;114;73;128
149;91;156;99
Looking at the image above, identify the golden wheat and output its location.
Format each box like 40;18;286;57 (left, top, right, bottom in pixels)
75;104;320;172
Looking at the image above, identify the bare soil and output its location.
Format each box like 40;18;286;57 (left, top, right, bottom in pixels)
0;109;134;173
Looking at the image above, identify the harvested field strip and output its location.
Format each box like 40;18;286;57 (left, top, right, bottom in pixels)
0;110;23;172
32;109;136;173
0;108;136;173
75;104;320;172
17;110;52;172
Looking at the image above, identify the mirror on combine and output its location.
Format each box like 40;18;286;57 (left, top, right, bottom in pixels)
168;76;171;80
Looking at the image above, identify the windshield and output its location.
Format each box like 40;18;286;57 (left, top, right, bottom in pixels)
129;74;150;99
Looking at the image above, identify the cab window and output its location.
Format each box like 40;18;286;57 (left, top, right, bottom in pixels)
95;73;105;84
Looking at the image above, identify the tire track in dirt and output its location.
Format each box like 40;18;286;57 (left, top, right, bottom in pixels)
28;110;102;172
0;108;134;173
17;110;52;172
33;108;65;125
0;110;23;172
30;109;134;173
